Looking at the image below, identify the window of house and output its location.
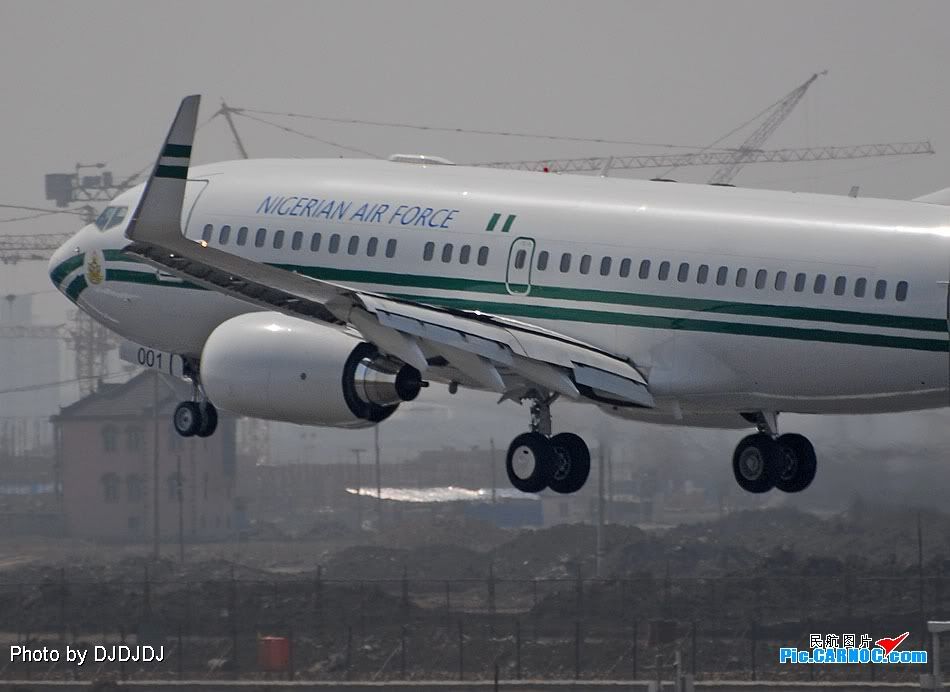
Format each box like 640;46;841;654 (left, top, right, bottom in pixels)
126;474;144;502
328;234;341;253
291;231;303;251
834;276;847;296
794;272;807;292
600;257;612;276
735;268;747;288
102;473;119;503
696;264;709;285
875;279;887;299
536;250;549;270
441;243;454;262
125;426;144;452
755;269;768;290
102;425;118;452
310;232;321;252
459;245;471;264
560;253;572;272
854;277;867;298
896;281;909;301
347;235;360;255
201;224;213;243
619;258;632;278
814;274;827;294
658;261;671;281
366;237;378;257
273;230;284;249
237;227;248;246
386;239;398;258
218;225;231;244
639;260;651;280
579;254;592;274
774;271;787;291
477;246;489;266
254;228;267;247
677;262;690;283
716;266;728;286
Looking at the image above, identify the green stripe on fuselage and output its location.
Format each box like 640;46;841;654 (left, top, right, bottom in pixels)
51;254;83;287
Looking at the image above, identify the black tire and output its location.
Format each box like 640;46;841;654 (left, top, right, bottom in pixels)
774;433;817;493
732;433;782;493
173;401;201;437
196;402;218;438
547;432;591;494
506;432;552;493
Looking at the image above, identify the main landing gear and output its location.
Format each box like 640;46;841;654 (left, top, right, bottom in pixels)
732;413;817;494
505;394;591;494
172;363;218;438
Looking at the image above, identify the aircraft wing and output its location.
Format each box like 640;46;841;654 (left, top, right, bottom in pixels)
124;95;654;409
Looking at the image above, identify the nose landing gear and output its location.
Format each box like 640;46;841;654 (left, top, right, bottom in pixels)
504;394;591;495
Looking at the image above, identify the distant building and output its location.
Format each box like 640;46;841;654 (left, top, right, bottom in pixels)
52;371;236;541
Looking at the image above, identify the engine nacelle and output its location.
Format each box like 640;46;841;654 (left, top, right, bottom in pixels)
201;312;422;428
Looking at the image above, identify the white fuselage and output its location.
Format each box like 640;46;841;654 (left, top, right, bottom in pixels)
49;158;950;427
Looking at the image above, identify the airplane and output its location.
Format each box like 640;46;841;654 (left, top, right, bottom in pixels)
48;96;949;496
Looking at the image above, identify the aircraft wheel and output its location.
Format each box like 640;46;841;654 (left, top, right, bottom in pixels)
173;401;202;437
506;432;552;493
732;433;782;493
774;433;817;493
547;432;591;494
196;402;218;438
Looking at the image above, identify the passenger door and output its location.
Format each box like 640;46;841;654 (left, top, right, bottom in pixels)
506;237;535;296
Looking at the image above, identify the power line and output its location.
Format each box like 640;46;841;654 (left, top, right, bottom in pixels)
232;111;381;159
0;370;126;396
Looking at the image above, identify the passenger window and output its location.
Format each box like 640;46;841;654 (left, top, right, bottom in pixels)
254;228;267;248
459;245;471;264
310;232;321;252
386;239;397;258
600;257;612;276
273;230;284;249
716;266;728;286
514;249;527;269
677;262;690;283
477;246;489;266
834;276;847;296
735;268;747;288
754;269;767;290
875;279;887;299
895;280;908;301
219;225;231;245
560;253;572;273
854;278;867;298
579;255;592;275
537;250;549;271
794;273;806;292
202;224;213;243
291;231;302;251
366;237;378;257
328;234;340;253
347;236;359;255
774;271;787;291
639;260;651;280
442;243;453;262
658;261;671;281
237;227;248;246
696;264;709;285
619;258;632;278
813;274;826;294
423;242;435;261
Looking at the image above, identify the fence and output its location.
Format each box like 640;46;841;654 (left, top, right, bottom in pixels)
0;568;946;681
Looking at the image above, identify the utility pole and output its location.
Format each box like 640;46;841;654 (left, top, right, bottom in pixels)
351;448;365;530
217;101;250;160
374;426;382;525
177;453;184;562
596;442;605;577
489;439;497;504
151;372;161;559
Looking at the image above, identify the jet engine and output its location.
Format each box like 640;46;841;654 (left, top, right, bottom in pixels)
200;312;422;428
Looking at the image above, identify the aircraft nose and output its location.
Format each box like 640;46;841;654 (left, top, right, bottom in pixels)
48;232;83;293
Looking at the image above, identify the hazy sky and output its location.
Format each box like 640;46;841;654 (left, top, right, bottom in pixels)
2;1;948;467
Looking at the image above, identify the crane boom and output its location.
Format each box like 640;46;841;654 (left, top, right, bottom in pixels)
474;141;934;175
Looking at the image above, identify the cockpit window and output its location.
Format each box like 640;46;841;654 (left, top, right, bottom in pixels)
94;205;129;230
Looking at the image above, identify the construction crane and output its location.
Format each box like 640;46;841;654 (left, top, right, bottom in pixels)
474;141;935;175
1;233;72;264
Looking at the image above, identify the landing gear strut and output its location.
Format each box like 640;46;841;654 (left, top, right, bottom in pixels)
732;413;817;494
505;393;590;494
173;362;218;438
